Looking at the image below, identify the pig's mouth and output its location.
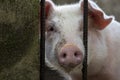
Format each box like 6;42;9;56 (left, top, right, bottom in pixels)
61;65;76;72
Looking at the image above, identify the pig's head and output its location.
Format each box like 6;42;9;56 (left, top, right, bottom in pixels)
45;0;114;76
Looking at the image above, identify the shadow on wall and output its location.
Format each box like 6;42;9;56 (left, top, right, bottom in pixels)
0;0;39;80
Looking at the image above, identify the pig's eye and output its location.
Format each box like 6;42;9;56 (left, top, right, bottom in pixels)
47;25;56;32
48;26;54;31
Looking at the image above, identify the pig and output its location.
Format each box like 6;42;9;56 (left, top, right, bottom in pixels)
44;0;120;80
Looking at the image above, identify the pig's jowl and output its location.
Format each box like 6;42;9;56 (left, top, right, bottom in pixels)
44;0;120;80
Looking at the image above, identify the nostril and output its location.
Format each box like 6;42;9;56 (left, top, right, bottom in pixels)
74;52;78;57
74;51;80;57
62;53;67;58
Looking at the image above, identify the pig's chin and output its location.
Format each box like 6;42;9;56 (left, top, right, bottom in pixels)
59;64;82;74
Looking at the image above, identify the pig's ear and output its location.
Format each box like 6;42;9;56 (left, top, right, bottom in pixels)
45;0;55;19
80;1;113;30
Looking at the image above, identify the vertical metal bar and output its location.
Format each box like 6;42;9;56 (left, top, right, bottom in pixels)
40;0;45;80
82;0;88;80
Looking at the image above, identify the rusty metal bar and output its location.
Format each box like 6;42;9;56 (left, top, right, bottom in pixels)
40;0;45;80
82;0;88;80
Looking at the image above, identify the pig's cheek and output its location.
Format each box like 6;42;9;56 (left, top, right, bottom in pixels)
45;36;55;64
45;36;61;67
46;32;56;44
45;41;57;67
87;36;96;65
46;32;53;39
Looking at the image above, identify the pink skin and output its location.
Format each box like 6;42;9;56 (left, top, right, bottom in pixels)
58;43;83;69
44;0;120;80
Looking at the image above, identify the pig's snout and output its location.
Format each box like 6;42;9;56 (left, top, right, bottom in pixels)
58;44;83;68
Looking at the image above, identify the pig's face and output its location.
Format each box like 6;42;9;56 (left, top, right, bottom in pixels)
45;4;84;72
45;0;113;74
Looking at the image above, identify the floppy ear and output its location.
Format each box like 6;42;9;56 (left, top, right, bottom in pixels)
80;1;113;30
45;0;55;19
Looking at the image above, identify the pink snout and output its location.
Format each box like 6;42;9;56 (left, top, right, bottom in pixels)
58;44;83;68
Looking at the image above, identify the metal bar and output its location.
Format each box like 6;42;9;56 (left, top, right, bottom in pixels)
40;0;45;80
82;0;88;80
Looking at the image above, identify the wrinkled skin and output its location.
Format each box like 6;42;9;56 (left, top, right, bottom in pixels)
45;0;120;80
